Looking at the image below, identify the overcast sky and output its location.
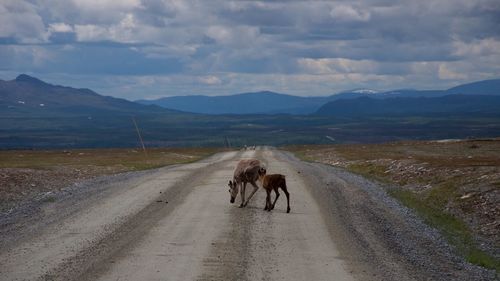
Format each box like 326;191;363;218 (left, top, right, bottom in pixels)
1;0;499;99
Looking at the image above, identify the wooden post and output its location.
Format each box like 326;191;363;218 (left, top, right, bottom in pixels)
132;116;147;155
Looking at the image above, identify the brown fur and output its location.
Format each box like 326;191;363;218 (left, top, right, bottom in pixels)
233;159;261;183
228;159;263;207
258;168;291;213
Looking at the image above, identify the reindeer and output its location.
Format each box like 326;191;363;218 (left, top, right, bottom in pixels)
228;159;263;208
258;167;291;213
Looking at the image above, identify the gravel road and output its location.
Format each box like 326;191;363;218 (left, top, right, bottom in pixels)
0;148;496;280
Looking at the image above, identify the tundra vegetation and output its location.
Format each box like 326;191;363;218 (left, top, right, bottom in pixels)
0;147;224;212
286;139;500;274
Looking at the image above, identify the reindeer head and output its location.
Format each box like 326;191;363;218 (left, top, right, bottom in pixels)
228;180;238;203
258;167;267;177
257;167;267;183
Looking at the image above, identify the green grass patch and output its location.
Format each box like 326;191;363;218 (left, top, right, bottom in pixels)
290;151;315;163
347;163;386;179
121;162;167;171
389;188;500;273
282;145;319;163
346;163;391;184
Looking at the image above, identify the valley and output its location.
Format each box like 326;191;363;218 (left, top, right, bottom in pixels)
2;75;500;149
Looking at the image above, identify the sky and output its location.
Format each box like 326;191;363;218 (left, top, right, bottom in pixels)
0;0;499;100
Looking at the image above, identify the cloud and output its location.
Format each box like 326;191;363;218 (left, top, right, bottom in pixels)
199;75;222;85
205;25;261;47
74;24;108;42
0;0;48;43
438;64;467;80
298;58;377;74
452;38;500;57
330;5;371;22
49;23;73;33
0;0;499;98
0;45;52;69
71;0;141;11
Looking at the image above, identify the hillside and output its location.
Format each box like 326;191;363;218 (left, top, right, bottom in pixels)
446;79;500;95
137;91;332;114
0;74;175;116
0;75;191;148
1;75;500;148
315;94;500;117
136;78;500;115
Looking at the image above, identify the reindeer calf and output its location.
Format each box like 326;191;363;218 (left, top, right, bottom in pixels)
258;168;291;213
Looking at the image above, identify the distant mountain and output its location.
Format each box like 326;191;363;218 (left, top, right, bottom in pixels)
445;79;500;95
0;74;177;116
1;75;500;149
5;76;495;116
315;94;500;117
377;79;500;98
137;91;333;114
137;79;500;114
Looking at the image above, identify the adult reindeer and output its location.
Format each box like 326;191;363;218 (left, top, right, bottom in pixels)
228;159;263;207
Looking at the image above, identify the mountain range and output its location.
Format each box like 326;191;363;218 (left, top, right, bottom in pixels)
136;91;333;114
316;94;500;117
1;74;499;148
136;79;500;115
2;74;499;117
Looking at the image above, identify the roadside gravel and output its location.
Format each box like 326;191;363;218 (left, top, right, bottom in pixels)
277;150;497;280
0;148;496;281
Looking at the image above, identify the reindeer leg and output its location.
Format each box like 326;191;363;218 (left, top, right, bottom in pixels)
282;184;291;213
264;189;271;210
267;190;272;212
243;181;259;207
271;187;280;211
239;182;247;208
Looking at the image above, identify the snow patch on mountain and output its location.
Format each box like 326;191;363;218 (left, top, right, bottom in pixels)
346;88;379;94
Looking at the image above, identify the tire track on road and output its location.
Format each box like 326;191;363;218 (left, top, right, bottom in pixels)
57;151;243;281
199;148;355;281
88;150;259;281
0;151;240;281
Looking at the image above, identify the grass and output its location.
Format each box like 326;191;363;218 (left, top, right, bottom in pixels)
389;187;500;273
0;147;228;213
284;140;500;274
346;162;391;183
0;147;225;172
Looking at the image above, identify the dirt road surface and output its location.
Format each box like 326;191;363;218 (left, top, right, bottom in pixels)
0;148;495;281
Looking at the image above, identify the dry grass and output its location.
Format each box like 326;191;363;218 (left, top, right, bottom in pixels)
0;147;224;170
0;147;225;212
285;139;500;273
